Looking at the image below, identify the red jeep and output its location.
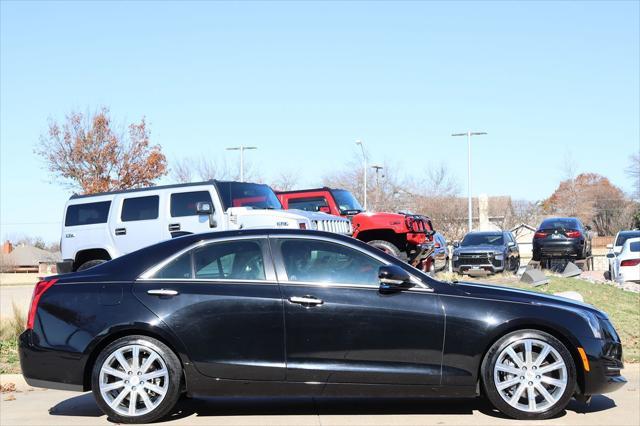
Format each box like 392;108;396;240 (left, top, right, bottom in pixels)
277;187;437;272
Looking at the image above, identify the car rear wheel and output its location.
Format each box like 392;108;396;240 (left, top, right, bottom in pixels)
77;259;107;271
481;329;576;420
92;335;182;424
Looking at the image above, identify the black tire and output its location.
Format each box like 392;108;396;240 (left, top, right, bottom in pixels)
481;329;576;420
92;335;182;424
532;251;541;262
77;259;107;271
367;240;403;258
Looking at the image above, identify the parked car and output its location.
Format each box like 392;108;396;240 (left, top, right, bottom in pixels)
58;180;351;272
532;217;592;262
608;237;640;283
20;229;625;422
452;231;520;275
606;230;640;277
432;232;449;272
276;187;435;271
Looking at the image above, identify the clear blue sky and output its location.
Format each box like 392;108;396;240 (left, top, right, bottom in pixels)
1;1;639;242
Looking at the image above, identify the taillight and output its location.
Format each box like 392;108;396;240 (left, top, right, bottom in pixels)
621;259;640;267
565;230;582;238
534;231;547;239
434;242;441;248
26;278;58;330
299;223;307;230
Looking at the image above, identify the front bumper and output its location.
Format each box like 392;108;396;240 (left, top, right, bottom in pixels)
579;336;626;396
452;255;504;274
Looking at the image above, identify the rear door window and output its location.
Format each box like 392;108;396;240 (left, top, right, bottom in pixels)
193;240;265;280
170;191;213;217
287;197;329;212
630;242;640;252
65;201;111;226
121;195;159;222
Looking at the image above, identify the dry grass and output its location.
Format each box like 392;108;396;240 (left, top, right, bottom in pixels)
0;303;25;374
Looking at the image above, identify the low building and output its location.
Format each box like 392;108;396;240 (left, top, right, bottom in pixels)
0;241;61;274
510;223;536;259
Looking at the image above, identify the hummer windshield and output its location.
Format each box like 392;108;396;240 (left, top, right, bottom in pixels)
461;233;504;246
331;189;364;215
216;182;283;210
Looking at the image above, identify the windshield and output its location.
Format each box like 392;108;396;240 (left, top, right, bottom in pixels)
539;218;579;230
331;189;364;214
461;233;504;246
216;182;282;210
616;231;640;247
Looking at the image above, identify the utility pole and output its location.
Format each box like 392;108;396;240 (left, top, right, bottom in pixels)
371;165;384;211
226;146;257;182
355;140;367;210
451;131;487;232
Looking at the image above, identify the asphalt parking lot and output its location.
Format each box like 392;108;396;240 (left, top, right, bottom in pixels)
1;365;638;426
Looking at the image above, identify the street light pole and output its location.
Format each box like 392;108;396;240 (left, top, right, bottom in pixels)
371;165;384;212
451;131;487;232
226;146;257;182
355;140;367;210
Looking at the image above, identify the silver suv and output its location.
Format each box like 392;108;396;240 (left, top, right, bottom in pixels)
452;231;520;275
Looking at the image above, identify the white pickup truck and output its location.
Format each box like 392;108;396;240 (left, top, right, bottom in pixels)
58;180;351;272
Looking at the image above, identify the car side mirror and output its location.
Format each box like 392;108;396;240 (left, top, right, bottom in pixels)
196;201;217;228
607;253;616;259
316;206;331;214
508;241;516;247
606;243;613;250
378;265;414;291
453;241;460;248
196;201;213;215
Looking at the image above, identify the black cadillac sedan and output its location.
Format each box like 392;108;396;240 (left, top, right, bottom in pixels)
20;230;624;423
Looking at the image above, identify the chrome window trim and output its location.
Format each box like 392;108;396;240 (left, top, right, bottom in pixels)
137;232;433;292
138;234;271;281
269;233;432;291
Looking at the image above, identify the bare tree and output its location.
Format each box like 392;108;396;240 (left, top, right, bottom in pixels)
270;169;301;191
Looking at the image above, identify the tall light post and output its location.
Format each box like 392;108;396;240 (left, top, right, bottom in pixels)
451;131;487;232
226;146;257;182
355;140;367;210
371;165;384;211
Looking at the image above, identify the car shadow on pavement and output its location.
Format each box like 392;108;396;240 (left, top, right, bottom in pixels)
48;393;617;422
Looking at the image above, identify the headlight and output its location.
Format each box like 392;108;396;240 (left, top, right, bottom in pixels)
494;252;504;258
578;310;603;339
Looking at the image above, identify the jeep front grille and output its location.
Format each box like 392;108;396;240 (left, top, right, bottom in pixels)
314;219;351;234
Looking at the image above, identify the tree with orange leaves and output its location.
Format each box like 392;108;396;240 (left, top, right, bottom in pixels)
36;108;167;194
542;173;635;235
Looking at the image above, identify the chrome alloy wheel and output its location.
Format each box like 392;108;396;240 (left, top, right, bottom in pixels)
493;338;568;413
99;344;169;417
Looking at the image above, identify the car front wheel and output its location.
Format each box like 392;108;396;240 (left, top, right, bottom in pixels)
92;335;182;424
481;329;576;420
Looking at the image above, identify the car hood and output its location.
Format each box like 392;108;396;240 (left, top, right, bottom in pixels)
452;280;600;315
455;245;504;253
287;209;350;223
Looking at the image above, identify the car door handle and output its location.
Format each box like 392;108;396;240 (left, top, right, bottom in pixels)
168;223;181;232
289;296;323;306
115;228;126;236
147;289;179;297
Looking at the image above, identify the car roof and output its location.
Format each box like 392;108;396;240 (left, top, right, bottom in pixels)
466;231;503;235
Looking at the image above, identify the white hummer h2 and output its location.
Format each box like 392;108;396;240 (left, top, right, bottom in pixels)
58;180;352;272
